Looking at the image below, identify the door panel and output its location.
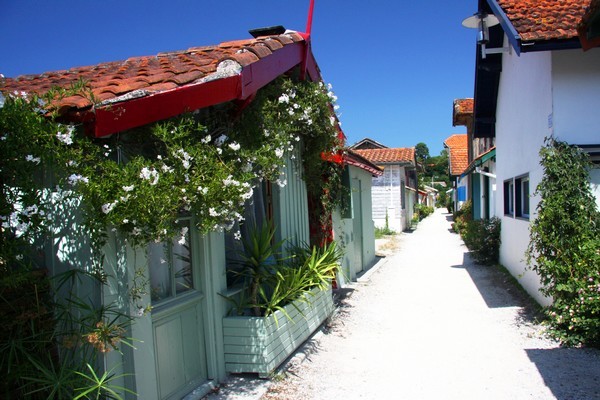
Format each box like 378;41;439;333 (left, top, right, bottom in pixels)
154;300;207;399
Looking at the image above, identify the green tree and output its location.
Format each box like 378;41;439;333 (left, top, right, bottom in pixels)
415;142;430;164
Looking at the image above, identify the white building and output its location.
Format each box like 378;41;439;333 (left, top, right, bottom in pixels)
470;0;600;305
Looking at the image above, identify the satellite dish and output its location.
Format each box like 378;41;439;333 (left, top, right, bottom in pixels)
462;12;500;29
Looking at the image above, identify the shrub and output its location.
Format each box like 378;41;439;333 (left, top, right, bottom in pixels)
452;200;472;234
526;138;600;347
414;204;434;221
461;217;501;265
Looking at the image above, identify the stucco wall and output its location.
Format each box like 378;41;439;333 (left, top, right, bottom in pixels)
552;49;600;143
495;45;551;306
495;45;600;306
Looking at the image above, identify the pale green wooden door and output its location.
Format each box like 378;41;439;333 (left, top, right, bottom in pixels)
148;220;208;399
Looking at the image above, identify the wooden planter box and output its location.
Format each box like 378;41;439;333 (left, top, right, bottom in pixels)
223;286;333;377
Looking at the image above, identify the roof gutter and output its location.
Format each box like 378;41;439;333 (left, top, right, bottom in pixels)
92;40;320;138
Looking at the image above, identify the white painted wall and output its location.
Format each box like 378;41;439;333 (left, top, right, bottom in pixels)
495;44;552;306
495;43;600;306
552;49;600;143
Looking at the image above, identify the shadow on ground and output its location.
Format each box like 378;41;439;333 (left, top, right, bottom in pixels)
451;252;538;312
526;348;600;400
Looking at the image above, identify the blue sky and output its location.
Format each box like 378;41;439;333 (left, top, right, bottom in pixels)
0;1;478;155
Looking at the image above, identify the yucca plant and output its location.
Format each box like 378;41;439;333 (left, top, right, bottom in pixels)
235;222;285;316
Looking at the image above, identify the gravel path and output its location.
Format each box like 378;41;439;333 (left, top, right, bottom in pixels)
209;209;600;400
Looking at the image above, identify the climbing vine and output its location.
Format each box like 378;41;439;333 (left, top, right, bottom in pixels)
0;74;344;397
526;137;600;347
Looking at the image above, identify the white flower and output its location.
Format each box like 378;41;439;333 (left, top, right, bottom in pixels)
101;201;117;214
0;92;5;109
123;219;129;224
209;208;220;217
123;185;134;192
276;179;287;188
229;142;240;151
330;116;336;126
275;148;284;158
223;175;240;186
264;129;270;137
242;186;254;200
56;129;73;145
288;109;294;116
25;155;41;164
140;167;159;185
334;105;340;111
216;148;222;155
233;231;242;240
278;93;290;104
178;226;188;245
293;103;300;109
197;186;209;195
327;83;333;90
201;134;211;144
161;164;174;173
67;174;89;185
15;254;23;261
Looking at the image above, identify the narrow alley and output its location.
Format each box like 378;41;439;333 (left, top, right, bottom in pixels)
211;209;600;400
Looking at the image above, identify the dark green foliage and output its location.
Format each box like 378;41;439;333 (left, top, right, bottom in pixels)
461;217;501;265
226;225;342;318
526;137;600;347
452;200;472;234
413;204;434;222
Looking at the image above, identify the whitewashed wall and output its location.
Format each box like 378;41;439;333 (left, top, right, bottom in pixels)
495;43;600;306
495;43;552;306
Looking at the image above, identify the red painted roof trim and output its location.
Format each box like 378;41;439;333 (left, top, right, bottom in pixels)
93;40;320;137
344;151;383;177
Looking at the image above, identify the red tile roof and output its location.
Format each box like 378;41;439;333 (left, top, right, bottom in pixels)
497;0;592;42
444;134;468;176
353;148;415;165
1;32;304;111
0;31;316;137
453;98;474;127
345;149;383;176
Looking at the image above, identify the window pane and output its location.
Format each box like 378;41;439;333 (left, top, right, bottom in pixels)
522;179;530;216
173;222;193;295
149;243;172;301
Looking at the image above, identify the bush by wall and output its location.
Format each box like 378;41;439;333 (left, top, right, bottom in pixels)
526;138;600;347
461;217;501;265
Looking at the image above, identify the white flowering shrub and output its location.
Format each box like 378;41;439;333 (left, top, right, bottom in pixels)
1;76;343;256
1;73;345;398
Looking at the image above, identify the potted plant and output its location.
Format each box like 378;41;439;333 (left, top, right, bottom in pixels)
222;224;341;377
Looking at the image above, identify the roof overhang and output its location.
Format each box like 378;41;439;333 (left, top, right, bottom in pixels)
90;40;319;137
344;150;383;177
461;147;496;178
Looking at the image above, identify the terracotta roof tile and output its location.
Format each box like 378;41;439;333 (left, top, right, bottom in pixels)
498;0;592;42
353;147;415;164
444;134;469;176
0;31;306;114
453;98;474;127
